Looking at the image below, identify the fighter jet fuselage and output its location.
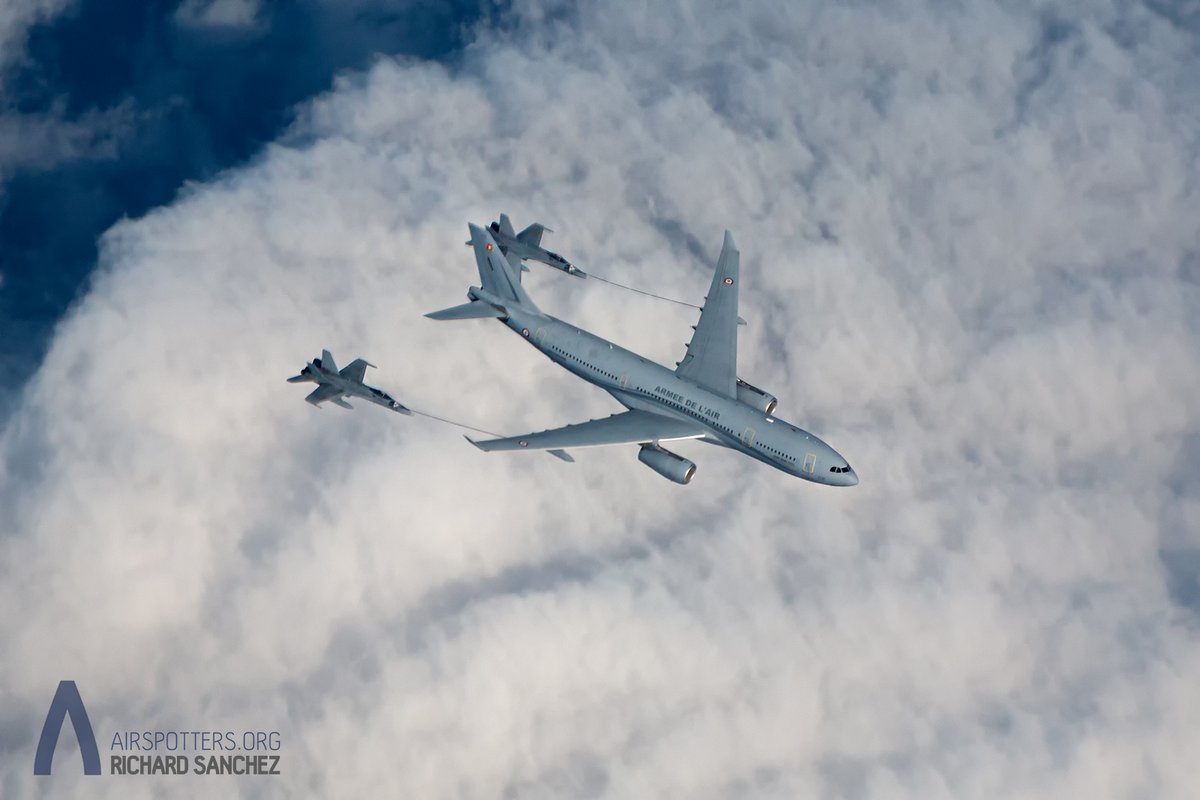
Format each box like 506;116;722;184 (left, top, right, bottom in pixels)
287;351;411;413
480;214;585;278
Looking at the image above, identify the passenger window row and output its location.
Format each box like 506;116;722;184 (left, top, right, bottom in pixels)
550;345;622;381
545;346;800;468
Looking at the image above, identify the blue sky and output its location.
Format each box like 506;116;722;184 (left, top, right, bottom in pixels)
0;0;484;414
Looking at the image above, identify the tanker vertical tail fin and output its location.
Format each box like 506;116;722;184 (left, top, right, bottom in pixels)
426;224;541;320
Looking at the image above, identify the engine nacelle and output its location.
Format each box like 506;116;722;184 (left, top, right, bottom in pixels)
736;378;778;415
638;445;697;484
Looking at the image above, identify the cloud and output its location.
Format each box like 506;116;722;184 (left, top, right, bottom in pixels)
1;0;1199;797
0;0;79;194
0;0;74;69
0;99;134;173
174;0;264;32
0;0;80;174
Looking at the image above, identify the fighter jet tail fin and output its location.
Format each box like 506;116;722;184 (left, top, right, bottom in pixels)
320;349;337;374
498;213;516;238
516;223;548;248
425;301;507;321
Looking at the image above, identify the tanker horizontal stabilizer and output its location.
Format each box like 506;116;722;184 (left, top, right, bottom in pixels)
425;301;506;321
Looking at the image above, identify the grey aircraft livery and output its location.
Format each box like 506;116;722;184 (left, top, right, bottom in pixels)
288;350;411;413
472;213;585;278
427;224;857;486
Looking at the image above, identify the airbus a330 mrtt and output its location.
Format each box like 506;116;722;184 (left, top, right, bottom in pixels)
427;225;856;486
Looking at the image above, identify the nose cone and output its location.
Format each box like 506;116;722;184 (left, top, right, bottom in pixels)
843;467;858;487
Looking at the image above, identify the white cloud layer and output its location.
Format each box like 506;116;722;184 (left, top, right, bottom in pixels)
0;99;134;173
2;0;1199;797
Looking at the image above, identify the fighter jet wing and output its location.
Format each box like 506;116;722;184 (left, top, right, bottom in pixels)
304;384;342;406
674;231;739;398
467;410;706;453
338;359;373;383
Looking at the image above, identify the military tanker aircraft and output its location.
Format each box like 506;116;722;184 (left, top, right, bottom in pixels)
428;225;856;486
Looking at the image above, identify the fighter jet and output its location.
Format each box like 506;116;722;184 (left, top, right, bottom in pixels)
287;350;411;413
426;225;857;486
470;213;585;278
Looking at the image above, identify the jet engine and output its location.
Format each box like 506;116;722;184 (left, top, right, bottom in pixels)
736;378;778;415
637;444;697;484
